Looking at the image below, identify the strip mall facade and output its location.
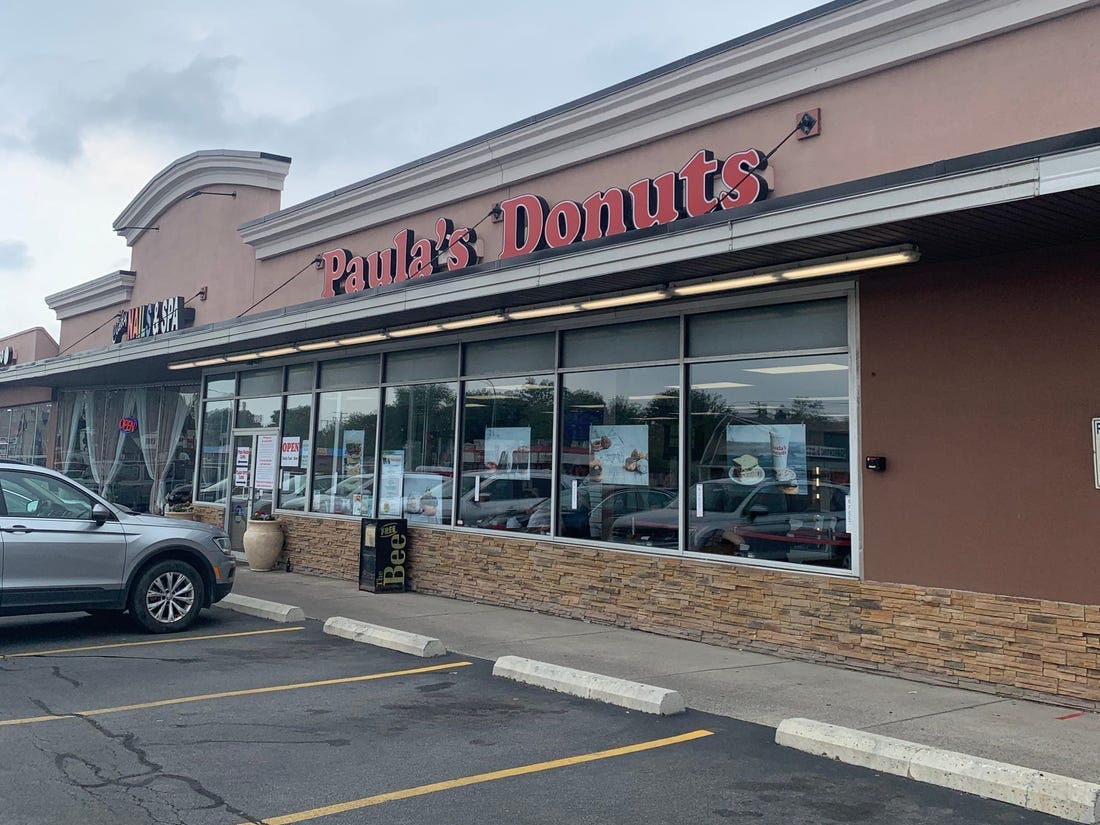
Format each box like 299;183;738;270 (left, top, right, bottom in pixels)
2;0;1098;705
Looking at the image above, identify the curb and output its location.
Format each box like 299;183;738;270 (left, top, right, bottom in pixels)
218;593;304;623
323;616;447;657
492;655;685;716
776;718;1100;823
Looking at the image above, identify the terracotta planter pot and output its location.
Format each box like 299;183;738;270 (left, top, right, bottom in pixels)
165;510;197;521
243;520;284;571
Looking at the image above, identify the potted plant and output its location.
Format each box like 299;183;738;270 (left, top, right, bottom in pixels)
243;510;283;572
165;502;197;521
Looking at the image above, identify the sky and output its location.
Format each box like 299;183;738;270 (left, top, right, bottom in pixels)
0;0;824;341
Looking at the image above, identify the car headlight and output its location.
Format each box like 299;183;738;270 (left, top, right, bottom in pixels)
212;535;233;556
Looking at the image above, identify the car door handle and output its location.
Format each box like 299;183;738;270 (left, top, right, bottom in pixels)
2;524;34;533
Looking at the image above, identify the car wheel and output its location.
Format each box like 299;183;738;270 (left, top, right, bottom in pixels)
129;560;205;634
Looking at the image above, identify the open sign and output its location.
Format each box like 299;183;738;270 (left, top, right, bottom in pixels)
119;417;138;434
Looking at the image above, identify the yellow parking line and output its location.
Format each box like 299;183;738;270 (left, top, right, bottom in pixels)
0;661;472;727
0;626;306;659
243;729;714;825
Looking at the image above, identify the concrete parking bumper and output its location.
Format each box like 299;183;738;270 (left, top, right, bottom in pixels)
776;718;1100;823
219;593;304;623
493;655;685;716
323;616;446;657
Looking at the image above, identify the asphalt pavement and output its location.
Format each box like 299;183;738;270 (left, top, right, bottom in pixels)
231;565;1100;788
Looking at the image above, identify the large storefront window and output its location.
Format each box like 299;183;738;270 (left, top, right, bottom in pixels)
57;387;198;513
559;365;680;544
311;388;378;515
185;294;853;574
379;382;457;525
688;354;851;568
457;377;554;531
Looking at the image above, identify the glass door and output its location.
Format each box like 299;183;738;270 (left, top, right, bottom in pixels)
226;429;279;553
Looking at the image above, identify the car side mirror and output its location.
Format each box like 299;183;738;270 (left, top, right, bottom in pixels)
91;503;111;526
748;504;769;520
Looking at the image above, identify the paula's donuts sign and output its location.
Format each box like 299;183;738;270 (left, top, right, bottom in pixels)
319;145;769;298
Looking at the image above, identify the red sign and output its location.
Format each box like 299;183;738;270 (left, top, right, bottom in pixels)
119;417;138;434
319;145;768;298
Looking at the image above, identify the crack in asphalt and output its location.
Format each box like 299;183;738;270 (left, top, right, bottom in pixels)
50;665;82;689
29;697;264;824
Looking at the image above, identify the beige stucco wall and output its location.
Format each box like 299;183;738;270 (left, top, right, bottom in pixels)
0;326;59;364
252;7;1100;309
58;184;281;352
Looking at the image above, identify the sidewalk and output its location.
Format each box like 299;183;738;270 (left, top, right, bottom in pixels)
231;566;1099;785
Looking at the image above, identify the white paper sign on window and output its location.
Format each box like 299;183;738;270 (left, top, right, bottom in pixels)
254;434;278;491
589;425;649;486
484;427;531;478
379;450;405;516
281;437;301;468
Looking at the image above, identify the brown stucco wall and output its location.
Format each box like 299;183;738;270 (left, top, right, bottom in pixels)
859;241;1100;604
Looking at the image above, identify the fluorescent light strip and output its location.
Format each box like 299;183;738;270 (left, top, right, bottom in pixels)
690;381;754;389
440;314;505;330
779;250;919;280
225;353;261;362
298;340;340;351
337;333;388;345
168;361;196;370
389;324;443;338
672;246;919;296
193;356;228;367
257;346;299;358
579;290;666;311
508;304;581;320
673;273;778;296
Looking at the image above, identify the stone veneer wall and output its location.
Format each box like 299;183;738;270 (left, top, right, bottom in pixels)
194;506;1099;707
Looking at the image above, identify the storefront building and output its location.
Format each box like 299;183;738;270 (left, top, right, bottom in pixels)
2;0;1098;704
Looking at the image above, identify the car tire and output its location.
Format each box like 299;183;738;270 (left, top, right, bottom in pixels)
129;560;205;634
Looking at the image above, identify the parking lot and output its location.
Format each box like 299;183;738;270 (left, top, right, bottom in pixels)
0;608;1067;825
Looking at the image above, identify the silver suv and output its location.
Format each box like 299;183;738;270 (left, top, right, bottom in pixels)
0;461;235;633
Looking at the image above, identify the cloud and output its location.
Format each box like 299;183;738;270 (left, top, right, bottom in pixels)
0;240;31;270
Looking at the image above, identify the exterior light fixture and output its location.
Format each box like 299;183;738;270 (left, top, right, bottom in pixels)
673;273;778;296
192;356;229;367
440;314;505;330
579;290;667;311
298;340;340;351
389;324;444;338
168;361;197;370
337;333;389;345
256;346;299;357
508;304;581;320
777;247;919;280
225;352;261;362
672;245;920;296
